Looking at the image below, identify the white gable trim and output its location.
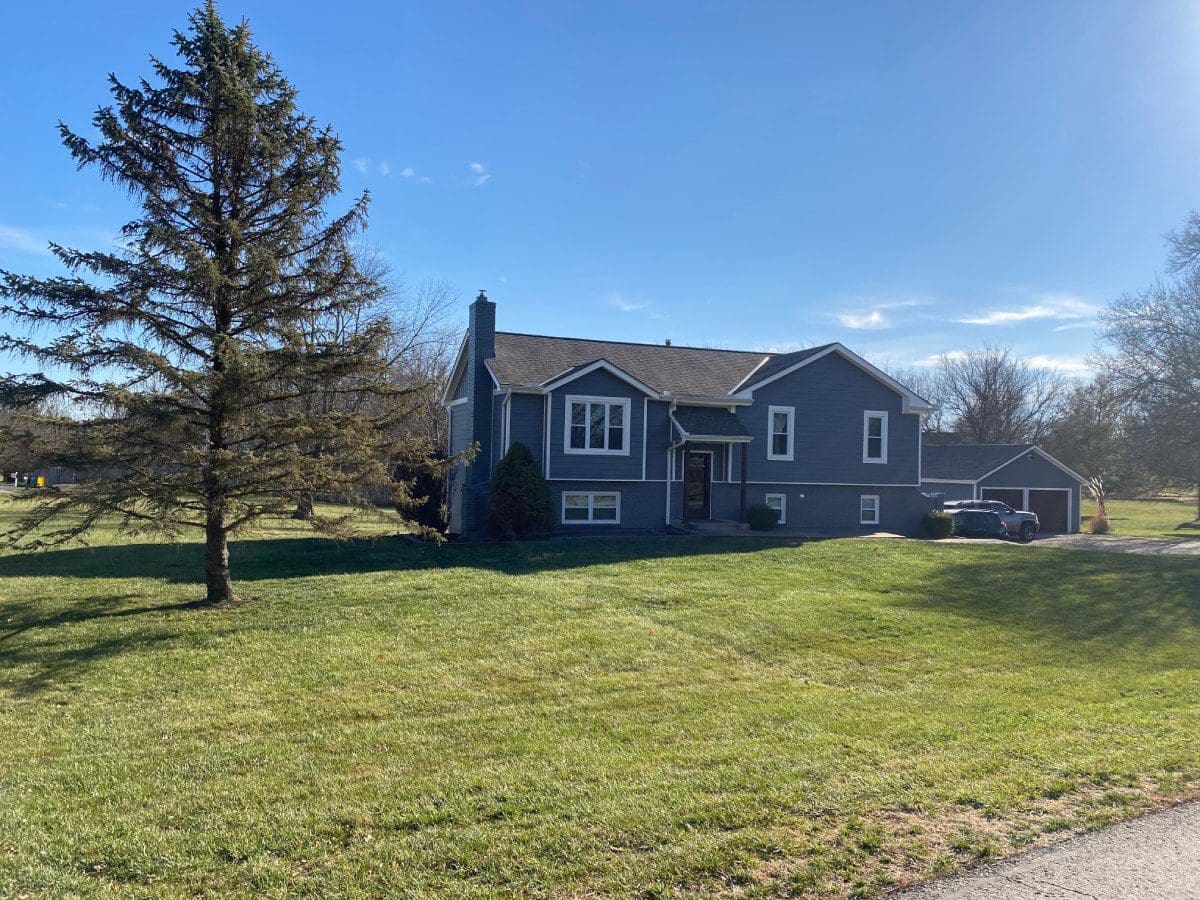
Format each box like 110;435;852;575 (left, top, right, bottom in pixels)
440;334;470;405
540;359;660;397
732;343;935;414
727;354;774;394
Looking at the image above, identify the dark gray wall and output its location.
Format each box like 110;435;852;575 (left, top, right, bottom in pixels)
980;452;1081;532
738;352;920;485
547;370;650;481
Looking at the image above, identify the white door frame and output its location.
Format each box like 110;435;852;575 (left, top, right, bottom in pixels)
981;485;1074;533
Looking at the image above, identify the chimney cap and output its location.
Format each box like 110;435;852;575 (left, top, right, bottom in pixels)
665;338;672;346
476;289;488;302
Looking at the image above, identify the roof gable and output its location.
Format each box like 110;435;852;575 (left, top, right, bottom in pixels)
489;332;768;397
733;342;934;413
922;444;1036;481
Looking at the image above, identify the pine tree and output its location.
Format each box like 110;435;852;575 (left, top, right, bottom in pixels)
0;4;420;604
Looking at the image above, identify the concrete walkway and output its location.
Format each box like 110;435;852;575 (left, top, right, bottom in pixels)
896;801;1200;899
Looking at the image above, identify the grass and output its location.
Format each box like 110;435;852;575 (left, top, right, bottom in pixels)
1082;497;1200;538
1;500;1200;896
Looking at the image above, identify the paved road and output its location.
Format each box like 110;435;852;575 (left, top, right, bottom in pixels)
895;801;1200;899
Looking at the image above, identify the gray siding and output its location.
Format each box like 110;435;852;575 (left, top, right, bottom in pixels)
920;481;975;502
547;370;650;481
551;480;665;532
686;483;932;535
739;352;920;485
507;392;546;471
980;453;1081;532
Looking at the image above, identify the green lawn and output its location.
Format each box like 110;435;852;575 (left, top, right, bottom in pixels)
2;504;1199;897
1082;497;1200;538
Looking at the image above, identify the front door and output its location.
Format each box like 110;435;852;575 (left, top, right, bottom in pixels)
684;451;711;520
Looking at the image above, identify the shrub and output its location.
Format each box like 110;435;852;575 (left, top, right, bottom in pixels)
1088;513;1111;534
923;509;954;539
746;503;779;531
486;442;554;540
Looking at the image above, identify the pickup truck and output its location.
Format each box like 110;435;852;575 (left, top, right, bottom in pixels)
943;499;1039;542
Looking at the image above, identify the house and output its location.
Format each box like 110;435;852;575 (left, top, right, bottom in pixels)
920;444;1087;533
443;292;937;538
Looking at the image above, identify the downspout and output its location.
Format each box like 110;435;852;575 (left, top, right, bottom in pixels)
665;400;683;527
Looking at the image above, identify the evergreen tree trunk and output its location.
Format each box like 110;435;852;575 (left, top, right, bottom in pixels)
205;511;235;606
292;494;315;520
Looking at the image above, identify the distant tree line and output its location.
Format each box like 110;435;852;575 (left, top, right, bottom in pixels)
892;215;1200;520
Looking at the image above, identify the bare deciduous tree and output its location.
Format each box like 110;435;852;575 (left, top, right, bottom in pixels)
931;347;1069;445
1100;237;1200;518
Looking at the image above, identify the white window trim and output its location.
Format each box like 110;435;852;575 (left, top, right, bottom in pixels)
561;491;622;525
764;492;787;524
860;494;880;525
862;410;888;464
767;405;795;461
563;395;632;456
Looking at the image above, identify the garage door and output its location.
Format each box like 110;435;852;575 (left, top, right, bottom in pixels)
981;488;1025;510
1028;489;1069;534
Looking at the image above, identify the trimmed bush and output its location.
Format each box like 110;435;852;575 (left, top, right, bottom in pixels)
1088;513;1110;535
746;503;779;531
486;442;554;540
923;509;954;539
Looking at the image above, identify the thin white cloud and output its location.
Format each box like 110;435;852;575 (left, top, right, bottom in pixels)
959;293;1097;326
605;292;666;321
418;176;432;184
837;310;890;330
913;350;968;367
378;160;392;177
468;162;491;186
607;293;646;313
353;157;371;176
0;224;53;257
1029;354;1092;375
1051;321;1096;333
831;294;929;331
399;167;416;179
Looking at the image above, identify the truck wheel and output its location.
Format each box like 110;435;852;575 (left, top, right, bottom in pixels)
1019;523;1036;542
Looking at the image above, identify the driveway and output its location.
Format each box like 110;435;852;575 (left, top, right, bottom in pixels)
1033;533;1200;556
938;534;1200;556
896;800;1200;899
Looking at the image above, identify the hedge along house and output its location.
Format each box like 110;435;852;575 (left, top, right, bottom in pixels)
920;444;1087;534
444;292;938;538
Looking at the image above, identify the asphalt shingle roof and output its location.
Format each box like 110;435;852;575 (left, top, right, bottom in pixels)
922;444;1036;481
671;406;751;439
489;333;840;397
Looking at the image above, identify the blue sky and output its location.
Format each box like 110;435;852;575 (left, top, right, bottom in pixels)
4;1;1200;375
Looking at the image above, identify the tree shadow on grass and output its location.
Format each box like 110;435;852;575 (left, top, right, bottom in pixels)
0;533;804;583
0;593;232;697
888;545;1200;661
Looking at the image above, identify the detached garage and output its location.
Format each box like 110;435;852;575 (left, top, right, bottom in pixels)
921;444;1087;534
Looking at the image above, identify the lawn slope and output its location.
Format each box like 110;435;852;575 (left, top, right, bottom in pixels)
1;520;1199;896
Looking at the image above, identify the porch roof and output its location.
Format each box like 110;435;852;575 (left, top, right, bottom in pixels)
671;406;752;442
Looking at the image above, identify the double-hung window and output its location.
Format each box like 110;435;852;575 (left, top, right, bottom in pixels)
764;493;787;524
860;494;880;525
862;411;888;464
767;406;794;461
562;491;620;524
565;396;630;455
